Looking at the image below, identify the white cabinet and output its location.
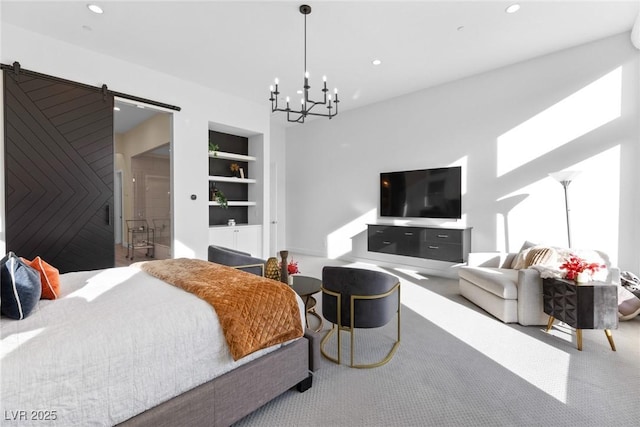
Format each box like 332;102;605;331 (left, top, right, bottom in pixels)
209;224;262;257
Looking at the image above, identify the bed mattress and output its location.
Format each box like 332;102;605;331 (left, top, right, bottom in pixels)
1;266;305;426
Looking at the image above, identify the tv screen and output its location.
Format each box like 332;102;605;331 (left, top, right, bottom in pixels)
380;166;461;219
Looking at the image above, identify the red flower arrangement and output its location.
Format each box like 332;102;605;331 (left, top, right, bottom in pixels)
279;259;300;275
286;259;300;275
559;255;605;280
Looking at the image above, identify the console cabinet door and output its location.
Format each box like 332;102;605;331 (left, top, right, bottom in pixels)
4;70;114;273
368;225;398;254
421;228;465;262
368;225;421;257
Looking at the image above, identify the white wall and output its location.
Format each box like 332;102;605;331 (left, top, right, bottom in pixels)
286;32;640;275
269;120;287;256
0;23;271;260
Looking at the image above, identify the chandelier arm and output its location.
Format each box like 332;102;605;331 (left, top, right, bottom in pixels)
305;97;328;106
306;111;335;118
287;111;305;123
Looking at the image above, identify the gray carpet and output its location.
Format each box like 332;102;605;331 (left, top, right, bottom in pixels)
235;257;640;426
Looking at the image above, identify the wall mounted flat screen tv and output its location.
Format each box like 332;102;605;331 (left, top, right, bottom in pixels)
380;166;462;219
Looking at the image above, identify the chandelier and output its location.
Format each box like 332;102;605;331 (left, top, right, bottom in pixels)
269;4;339;123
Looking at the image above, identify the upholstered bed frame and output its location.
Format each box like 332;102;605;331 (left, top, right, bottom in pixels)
120;329;320;427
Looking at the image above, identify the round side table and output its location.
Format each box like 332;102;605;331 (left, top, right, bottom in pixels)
290;275;323;332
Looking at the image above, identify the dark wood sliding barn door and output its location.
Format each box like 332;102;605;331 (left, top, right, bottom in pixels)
4;70;115;273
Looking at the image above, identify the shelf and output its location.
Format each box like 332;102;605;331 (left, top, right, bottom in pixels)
209;224;261;229
208;151;256;162
209;201;257;207
208;175;256;184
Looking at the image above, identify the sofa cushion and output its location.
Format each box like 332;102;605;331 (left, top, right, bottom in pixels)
459;267;519;300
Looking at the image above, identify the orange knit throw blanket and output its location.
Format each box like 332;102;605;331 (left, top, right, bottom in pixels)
139;258;303;360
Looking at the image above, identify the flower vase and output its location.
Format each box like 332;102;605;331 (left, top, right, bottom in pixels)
265;257;280;281
279;250;289;285
575;271;590;283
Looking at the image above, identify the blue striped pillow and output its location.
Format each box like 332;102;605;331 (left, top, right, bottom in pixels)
1;252;42;320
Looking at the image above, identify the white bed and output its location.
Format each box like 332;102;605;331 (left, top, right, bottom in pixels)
1;266;306;426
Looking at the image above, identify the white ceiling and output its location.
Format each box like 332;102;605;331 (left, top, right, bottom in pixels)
2;1;639;126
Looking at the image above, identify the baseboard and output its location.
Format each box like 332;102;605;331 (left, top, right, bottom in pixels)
286;246;328;258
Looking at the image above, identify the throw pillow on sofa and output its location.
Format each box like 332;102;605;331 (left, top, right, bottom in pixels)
524;247;557;268
511;241;538;269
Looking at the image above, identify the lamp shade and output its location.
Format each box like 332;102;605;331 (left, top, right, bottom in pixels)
549;170;581;183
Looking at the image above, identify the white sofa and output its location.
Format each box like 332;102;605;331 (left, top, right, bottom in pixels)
458;249;620;326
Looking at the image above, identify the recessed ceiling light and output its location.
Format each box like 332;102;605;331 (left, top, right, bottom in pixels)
372;59;382;66
113;106;120;111
505;4;520;14
87;4;103;14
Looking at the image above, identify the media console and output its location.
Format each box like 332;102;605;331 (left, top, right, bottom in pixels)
367;225;472;263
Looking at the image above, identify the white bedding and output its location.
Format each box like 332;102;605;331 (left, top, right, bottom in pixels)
0;266;305;426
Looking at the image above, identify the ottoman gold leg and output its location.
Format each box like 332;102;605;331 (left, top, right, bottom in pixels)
576;329;582;351
546;316;555;332
604;329;616;351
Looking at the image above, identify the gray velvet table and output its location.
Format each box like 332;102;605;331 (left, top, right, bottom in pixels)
542;277;618;351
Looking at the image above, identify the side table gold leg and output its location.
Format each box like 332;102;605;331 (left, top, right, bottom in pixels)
604;329;616;351
576;329;582;351
546;316;555;332
307;308;324;333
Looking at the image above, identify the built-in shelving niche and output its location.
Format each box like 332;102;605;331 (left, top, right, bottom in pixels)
208;130;255;226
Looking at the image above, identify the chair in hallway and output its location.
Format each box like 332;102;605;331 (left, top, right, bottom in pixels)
321;266;401;368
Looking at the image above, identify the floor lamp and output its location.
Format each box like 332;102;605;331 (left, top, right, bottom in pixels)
549;170;581;248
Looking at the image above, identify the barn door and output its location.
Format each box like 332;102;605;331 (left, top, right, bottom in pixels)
4;70;114;273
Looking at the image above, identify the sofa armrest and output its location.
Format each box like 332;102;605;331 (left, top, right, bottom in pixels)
467;252;515;268
609;267;621;285
516;268;548;326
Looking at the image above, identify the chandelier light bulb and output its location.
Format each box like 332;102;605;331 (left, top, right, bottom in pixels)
323;75;327;82
286;96;290;103
300;98;304;105
274;78;279;84
334;88;338;94
328;94;331;101
305;71;309;78
269;85;274;92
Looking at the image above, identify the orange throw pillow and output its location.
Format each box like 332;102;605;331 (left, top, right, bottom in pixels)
21;256;60;299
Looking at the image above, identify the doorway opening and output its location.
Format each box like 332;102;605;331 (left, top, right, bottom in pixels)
114;99;173;266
